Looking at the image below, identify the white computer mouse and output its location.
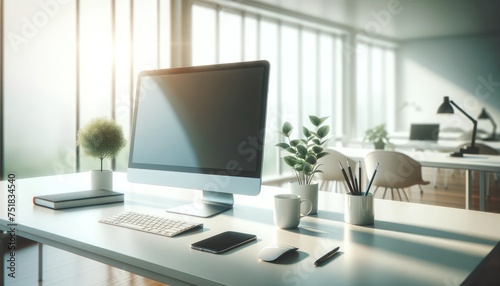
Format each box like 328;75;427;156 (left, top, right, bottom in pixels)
258;244;299;262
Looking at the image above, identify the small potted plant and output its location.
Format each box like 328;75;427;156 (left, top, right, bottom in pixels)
276;115;330;214
364;124;390;150
77;117;127;190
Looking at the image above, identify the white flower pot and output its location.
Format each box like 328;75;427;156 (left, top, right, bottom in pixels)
90;170;113;190
289;181;319;215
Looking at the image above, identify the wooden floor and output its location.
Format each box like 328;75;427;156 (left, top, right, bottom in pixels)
3;167;500;285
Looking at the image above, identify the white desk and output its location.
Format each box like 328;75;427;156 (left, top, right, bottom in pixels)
350;136;500;153
389;139;500;153
2;172;500;285
332;147;500;211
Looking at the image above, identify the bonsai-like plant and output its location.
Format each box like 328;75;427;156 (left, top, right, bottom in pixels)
276;116;330;185
364;124;390;149
77;117;127;171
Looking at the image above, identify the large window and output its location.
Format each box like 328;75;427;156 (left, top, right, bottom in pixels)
2;0;170;179
355;38;397;139
1;0;397;181
191;1;345;179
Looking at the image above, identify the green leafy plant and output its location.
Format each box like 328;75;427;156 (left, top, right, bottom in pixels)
276;115;330;185
364;124;390;149
77;117;127;172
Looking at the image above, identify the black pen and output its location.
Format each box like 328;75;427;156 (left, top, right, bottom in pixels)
313;246;340;267
346;160;357;194
358;161;362;194
365;163;379;196
338;162;355;194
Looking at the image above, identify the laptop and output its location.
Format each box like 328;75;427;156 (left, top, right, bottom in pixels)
409;124;440;142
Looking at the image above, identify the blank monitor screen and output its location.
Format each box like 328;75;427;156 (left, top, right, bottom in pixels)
127;60;269;217
409;124;440;141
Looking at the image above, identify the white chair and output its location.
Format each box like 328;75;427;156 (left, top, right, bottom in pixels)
316;149;358;193
364;150;430;201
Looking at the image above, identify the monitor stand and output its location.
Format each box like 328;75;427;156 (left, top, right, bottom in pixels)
166;190;234;218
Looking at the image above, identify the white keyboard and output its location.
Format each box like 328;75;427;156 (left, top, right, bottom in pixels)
99;211;203;237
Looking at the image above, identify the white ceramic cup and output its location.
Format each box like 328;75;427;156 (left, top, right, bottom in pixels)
344;193;374;225
274;194;312;229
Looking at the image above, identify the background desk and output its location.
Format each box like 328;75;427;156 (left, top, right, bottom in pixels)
389;139;500;153
2;173;500;285
347;136;500;153
333;147;500;211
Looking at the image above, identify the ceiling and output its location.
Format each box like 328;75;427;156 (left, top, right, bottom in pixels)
251;0;500;41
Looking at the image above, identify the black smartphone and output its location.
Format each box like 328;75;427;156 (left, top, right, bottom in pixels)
191;231;256;254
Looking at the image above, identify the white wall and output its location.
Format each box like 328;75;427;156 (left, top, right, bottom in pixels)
397;34;500;136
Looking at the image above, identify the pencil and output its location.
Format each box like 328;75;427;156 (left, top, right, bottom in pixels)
338;162;355;194
346;160;357;194
365;163;379;196
354;177;359;195
358;161;362;195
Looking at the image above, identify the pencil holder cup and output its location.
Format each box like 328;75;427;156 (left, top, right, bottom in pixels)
344;193;374;225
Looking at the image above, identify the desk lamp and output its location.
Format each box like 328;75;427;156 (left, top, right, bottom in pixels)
478;108;497;141
437;96;479;157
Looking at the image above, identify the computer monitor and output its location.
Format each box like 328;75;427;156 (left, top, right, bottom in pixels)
409;124;440;142
128;60;270;217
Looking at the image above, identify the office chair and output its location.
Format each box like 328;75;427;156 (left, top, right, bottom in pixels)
364;150;430;201
473;143;499;155
317;149;358;193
